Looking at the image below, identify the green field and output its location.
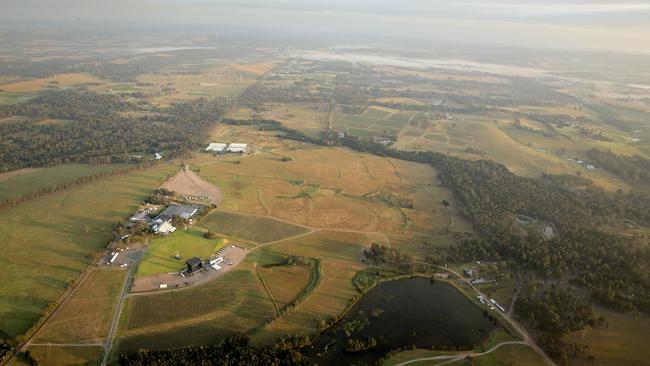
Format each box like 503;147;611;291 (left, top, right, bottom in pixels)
197;210;310;243
117;267;275;352
135;229;227;278
0;164;129;202
0;91;32;105
0;164;177;337
34;268;125;343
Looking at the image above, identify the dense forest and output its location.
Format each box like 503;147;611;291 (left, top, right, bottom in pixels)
120;334;308;366
0;90;231;172
515;284;606;364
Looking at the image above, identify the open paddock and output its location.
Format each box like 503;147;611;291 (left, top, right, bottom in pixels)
25;345;104;366
33;268;125;344
0;163;177;337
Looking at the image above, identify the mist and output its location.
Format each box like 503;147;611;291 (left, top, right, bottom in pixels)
2;0;650;54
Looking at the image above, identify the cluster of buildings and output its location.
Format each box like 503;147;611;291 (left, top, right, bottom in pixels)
130;204;200;235
205;142;248;153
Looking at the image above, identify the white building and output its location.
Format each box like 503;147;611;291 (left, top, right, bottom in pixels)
227;143;248;153
154;153;162;160
206;142;228;152
152;221;176;235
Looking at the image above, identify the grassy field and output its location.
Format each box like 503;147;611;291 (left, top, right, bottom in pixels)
198;122;465;237
333;106;414;138
249;230;372;345
0;164;177;338
135;229;227;278
262;103;328;137
116;264;275;352
571;309;650;366
33;268;125;343
0;73;103;93
197;210;310;243
254;250;315;309
382;344;544;366
0;164;129;202
24;345;104;366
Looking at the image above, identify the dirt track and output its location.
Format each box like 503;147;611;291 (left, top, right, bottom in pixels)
161;167;223;205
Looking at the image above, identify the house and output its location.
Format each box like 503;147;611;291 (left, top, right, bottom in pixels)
154;153;162;160
186;257;203;273
206;142;228;153
227;143;247;153
463;268;474;278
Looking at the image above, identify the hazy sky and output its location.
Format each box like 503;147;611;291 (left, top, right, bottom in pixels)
2;0;650;53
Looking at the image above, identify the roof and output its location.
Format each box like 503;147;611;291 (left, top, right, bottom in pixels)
154;205;199;222
229;143;247;148
206;142;227;151
186;257;202;267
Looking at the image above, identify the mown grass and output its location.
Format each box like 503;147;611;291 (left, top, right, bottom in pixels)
135;229;226;278
34;268;125;343
0;164;177;337
197;210;310;243
0;164;129;202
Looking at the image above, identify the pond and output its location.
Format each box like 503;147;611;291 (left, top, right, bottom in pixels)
308;277;498;365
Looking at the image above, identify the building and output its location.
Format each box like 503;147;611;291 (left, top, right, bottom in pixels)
227;143;247;153
154;153;162;160
186;257;203;273
154;205;199;223
206;142;228;153
372;137;393;146
463;268;474;277
130;211;149;223
152;221;176;235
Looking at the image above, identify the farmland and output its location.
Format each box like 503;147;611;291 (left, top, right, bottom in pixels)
23;345;104;366
117;264;276;352
197;210;311;243
134;229;227;278
0;163;177;338
0;164;129;202
33;268;125;343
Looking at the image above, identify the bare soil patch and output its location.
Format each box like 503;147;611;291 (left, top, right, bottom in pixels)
161;167;223;205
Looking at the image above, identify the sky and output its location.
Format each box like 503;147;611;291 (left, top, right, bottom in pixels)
2;0;650;54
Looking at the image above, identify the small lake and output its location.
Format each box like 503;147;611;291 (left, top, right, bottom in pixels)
308;277;498;365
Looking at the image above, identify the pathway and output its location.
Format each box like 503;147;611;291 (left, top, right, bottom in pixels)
395;341;528;366
101;251;143;366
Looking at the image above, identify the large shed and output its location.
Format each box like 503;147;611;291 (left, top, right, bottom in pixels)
186;257;203;273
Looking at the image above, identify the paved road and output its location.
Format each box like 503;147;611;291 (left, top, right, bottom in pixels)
101;251;143;366
395;341;528;366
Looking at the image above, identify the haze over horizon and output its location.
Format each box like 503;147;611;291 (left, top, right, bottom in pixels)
2;0;650;54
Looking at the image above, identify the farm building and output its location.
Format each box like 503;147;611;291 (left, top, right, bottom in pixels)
206;142;227;152
227;143;247;153
152;221;176;235
130;211;149;223
154;205;200;223
186;257;203;273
